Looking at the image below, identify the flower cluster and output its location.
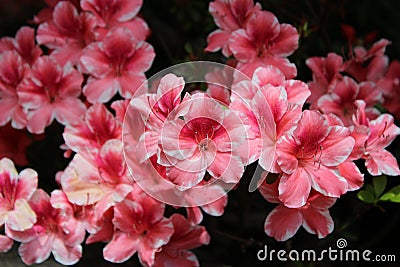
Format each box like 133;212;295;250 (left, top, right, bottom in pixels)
0;0;399;266
206;0;400;242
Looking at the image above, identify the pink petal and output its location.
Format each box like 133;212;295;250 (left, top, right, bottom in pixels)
284;80;311;106
115;0;142;22
258;177;280;204
15;167;38;201
307;165;348;198
246;10;280;45
320;126;355;166
269;23;299;57
6;199;36;231
83;77;118;103
26;104;54;134
229;29;256;62
301;208;334;238
52;238;82;265
208;152;244;184
205;29;231;55
117;73;146;99
264;205;302;241
18;234;53;265
0;234;13;252
261;55;297;79
278;168;311;208
338;162;364;191
366;149;400;176
80;44;111;77
103;231;139;263
54;98;86;126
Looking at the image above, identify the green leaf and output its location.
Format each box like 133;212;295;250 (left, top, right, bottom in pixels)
357;189;375;204
373;176;387;198
379;185;400;202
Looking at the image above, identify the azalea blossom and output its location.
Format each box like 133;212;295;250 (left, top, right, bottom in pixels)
80;27;155;103
61;139;133;220
81;0;149;41
353;100;400;176
0;158;37;232
154;214;210;267
260;179;336;241
17;55;86;134
6;189;84;265
276;110;355;208
63;103;122;156
103;190;174;266
206;0;260;57
36;1;97;65
229;9;299;79
378;60;400;119
0;51;29;129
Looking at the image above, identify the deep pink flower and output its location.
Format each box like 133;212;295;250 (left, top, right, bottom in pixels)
317;76;382;125
276;110;355;208
378;60;400;119
0;234;13;253
81;0;149;41
0;158;37;232
260;179;336;241
0;51;28;129
60;139;133;219
306;53;344;107
80;27;154;103
229;9;299;79
103;191;174;266
18;55;86;134
6;189;84;265
206;0;260;57
345;39;390;83
154;214;210;267
36;1;97;65
63;103;122;156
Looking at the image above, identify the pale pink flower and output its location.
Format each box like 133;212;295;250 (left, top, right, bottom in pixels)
36;1;97;65
206;0;260;57
80;27;155;103
353;101;400;176
18;55;86;134
317;76;382;125
161;94;247;189
81;0;149;41
103;191;174;266
276;110;355;208
6;189;84;265
260;179;336;241
60;139;133;219
0;158;37;231
63;103;122;156
229;9;299;79
154;214;210;267
0;51;28;129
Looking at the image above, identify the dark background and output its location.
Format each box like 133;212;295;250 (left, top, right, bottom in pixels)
0;0;400;266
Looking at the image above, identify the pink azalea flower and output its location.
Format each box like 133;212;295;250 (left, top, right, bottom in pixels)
154;214;210;267
0;51;28;129
0;124;32;166
81;0;149;41
378;60;400;119
260;179;336;241
6;189;84;265
60;139;133;220
17;55;86;134
161;94;247;189
206;0;260;57
103;191;174;266
276;110;355;208
317;76;382;125
80;27;155;103
353;101;400;176
36;1;97;65
0;158;37;231
345;39;390;83
306;53;344;108
63;103;122;156
229;9;299;79
230;66;310;171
